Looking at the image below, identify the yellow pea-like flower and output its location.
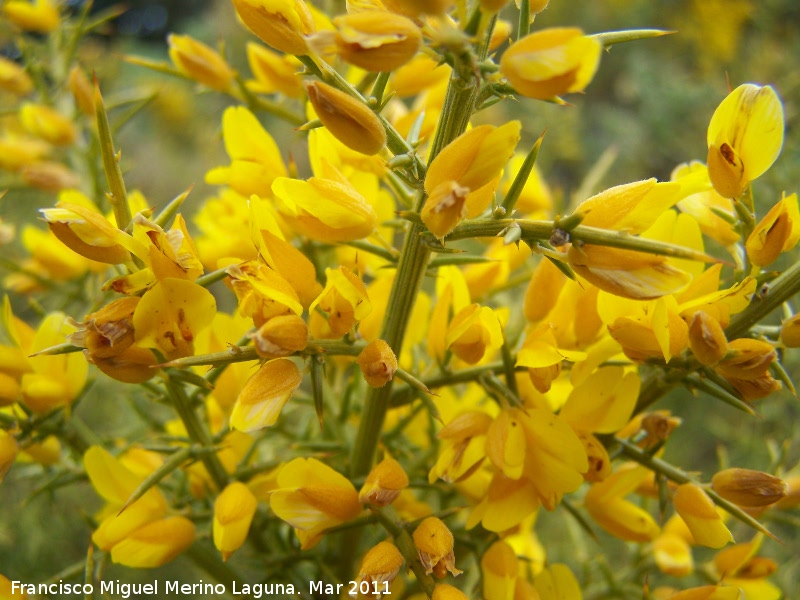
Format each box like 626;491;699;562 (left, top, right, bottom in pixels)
500;27;601;100
481;540;518;600
309;266;371;337
272;173;378;242
232;0;315;55
412;516;462;579
560;367;639;434
2;0;60;33
707;83;784;198
270;457;362;549
109;516;196;568
19;103;76;146
714;338;775;381
0;55;33;96
429;410;492;484
673;483;733;548
584;466;660;543
305;81;387;155
432;584;468;600
213;481;258;561
246;43;304;98
167;34;235;92
745;193;800;266
666;585;743;600
248;314;308;359
332;12;421;72
229;358;303;432
445;304;503;365
780;313;800;348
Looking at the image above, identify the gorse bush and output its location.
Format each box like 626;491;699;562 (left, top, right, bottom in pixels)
1;0;799;599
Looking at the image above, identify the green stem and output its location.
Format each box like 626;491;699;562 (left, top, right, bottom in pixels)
164;375;228;490
727;259;800;339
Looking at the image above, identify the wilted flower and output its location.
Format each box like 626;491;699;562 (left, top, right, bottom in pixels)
412;517;462;579
248;314;308;359
359;457;408;506
711;469;787;508
352;541;404;596
745;193;800;266
357;339;398;388
331;12;421;72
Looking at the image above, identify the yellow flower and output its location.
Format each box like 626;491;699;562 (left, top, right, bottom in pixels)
206;106;287;198
559;367;639;434
305;81;387;155
653;522;694;576
422;122;521;239
257;229;322;309
20;161;80;192
481;540;518;600
745;193;800;266
568;180;693;299
309;266;371;337
213;481;258;561
132;279;216;361
673;483;733;548
577;432;612;483
445;304;503;365
666;585;744;600
711;539;780;600
585;465;660;542
432;584;468;600
2;0;60;33
711;469;787;508
246;43;304;97
21;312;87;413
67;66;94;116
412;517;462;579
354;541;405;593
516;321;587;393
331;12;421;72
706;83;784;198
270;457;362;549
674;162;739;248
357;339;398;388
714;338;775;382
110;516;196;568
607;299;689;363
467;472;540;532
500;28;601;100
533;564;582;600
227;260;303;326
780;313;800;348
359;456;409;507
429;410;492;484
381;0;454;17
232;0;315;55
19;103;76;146
0;55;33;96
0;131;50;172
167;34;235;91
272;170;378;242
229;358;303;432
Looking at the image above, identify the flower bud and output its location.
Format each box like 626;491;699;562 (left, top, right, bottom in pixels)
73;297;140;360
332;12;421;72
305;81;387;155
67;66;95;116
213;481;258;561
711;468;787;508
672;483;733;548
232;0;315;55
230;358;303;432
500;28;602;100
168;34;235;92
3;0;60;33
359;457;408;506
412;517;462;579
357;339;397;388
248;314;308;359
352;541;404;597
715;338;775;381
688;311;728;365
0;55;33;96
